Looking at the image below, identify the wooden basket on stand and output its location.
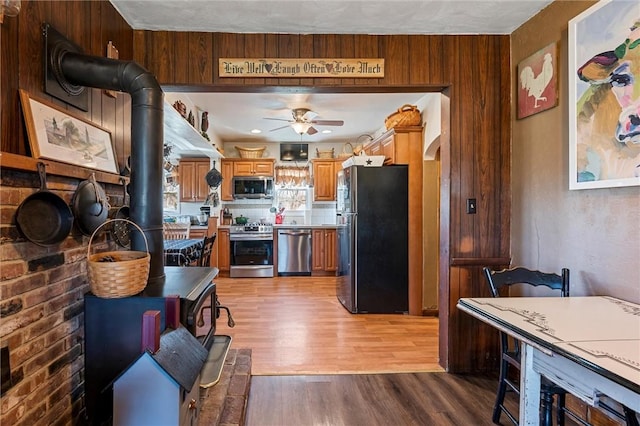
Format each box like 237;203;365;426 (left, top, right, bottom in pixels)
385;104;421;129
87;219;150;298
235;146;266;158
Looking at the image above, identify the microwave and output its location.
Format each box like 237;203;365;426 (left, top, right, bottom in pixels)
232;176;274;199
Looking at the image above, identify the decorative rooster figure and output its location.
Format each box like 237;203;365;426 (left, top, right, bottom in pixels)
520;52;554;108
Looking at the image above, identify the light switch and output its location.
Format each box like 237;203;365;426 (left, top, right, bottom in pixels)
466;198;477;214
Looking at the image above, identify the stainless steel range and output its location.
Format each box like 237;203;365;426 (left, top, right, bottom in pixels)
229;223;274;278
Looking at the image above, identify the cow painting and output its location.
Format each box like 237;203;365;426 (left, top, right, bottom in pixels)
574;12;640;186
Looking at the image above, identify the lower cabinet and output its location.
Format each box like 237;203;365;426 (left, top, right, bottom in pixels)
217;228;230;273
311;228;337;275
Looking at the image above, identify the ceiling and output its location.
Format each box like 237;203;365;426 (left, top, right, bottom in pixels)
167;91;435;148
110;1;553;35
111;0;553;152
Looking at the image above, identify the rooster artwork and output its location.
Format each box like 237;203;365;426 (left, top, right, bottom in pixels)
517;42;558;119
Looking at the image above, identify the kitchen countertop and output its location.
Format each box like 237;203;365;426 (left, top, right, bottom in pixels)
217;224;343;229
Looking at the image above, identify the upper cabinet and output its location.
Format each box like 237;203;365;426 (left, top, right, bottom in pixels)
220;158;276;201
179;158;211;202
312;159;342;201
233;160;274;176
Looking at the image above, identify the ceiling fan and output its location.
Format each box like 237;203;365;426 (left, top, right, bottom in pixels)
265;107;344;135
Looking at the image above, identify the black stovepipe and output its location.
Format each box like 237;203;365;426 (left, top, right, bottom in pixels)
58;52;165;284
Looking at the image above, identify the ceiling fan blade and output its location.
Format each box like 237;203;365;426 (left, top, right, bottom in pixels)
269;125;290;132
311;120;344;126
264;117;292;122
307;126;318;135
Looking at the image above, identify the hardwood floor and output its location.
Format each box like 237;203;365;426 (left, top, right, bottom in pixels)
245;373;504;426
209;275;442;375
205;275;616;426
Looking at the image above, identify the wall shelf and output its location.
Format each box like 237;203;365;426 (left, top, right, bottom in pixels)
163;99;223;160
0;152;126;185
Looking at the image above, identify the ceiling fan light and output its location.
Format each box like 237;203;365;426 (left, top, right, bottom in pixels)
291;122;311;134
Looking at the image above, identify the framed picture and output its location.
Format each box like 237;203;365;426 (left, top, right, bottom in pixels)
517;42;558;119
19;89;119;174
568;0;640;190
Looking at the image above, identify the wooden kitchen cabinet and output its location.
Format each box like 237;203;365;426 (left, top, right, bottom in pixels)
363;126;423;166
220;158;275;201
217;228;230;274
312;228;337;275
179;158;211;202
220;160;234;201
312;159;342;201
233;159;274;176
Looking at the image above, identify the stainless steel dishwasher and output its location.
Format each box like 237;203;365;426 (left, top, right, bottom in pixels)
277;228;312;276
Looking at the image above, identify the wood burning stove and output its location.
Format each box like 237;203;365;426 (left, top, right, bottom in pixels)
84;267;232;425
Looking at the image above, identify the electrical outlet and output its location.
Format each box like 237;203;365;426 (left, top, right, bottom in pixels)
466;198;477;214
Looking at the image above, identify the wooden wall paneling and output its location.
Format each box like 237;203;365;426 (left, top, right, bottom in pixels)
132;30;147;68
475;36;500;257
339;35;356;86
354;35;380;86
428;36;445;84
243;33;265;86
150;31;175;84
408;36;429;85
313;34;340;86
174;32;190;84
381;35;409;85
498;37;511;257
277;34;301;86
297;34;314;87
1;8;21;154
217;33;245;86
457;36;476;258
263;34;279;87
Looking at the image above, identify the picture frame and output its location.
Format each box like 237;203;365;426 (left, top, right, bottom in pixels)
568;0;640;190
517;42;558;119
19;89;119;174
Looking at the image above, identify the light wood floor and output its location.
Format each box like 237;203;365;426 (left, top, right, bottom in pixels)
208;275;442;375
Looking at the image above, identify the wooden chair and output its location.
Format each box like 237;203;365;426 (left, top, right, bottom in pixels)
197;234;216;267
163;222;191;240
483;266;570;426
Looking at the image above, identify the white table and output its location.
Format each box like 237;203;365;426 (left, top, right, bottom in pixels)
457;296;640;425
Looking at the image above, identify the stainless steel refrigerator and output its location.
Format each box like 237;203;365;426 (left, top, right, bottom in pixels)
336;165;408;313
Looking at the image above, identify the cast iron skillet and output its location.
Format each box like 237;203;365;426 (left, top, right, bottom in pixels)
72;173;110;236
16;162;74;246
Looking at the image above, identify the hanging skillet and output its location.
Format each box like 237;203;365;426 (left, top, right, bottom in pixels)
205;161;222;188
111;178;131;247
72;173;110;236
15;162;74;246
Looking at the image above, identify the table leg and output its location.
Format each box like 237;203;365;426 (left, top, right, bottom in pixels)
520;342;542;425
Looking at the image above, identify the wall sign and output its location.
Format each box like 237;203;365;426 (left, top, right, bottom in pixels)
219;58;384;78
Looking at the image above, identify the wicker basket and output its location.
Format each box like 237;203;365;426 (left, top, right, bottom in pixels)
235;146;266;158
384;104;422;129
338;143;354;159
87;219;150;298
316;147;334;159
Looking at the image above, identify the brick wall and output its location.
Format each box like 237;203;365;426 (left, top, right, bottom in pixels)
1;170;118;425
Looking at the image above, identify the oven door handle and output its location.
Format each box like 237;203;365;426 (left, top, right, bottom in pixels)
186;283;215;328
230;234;273;241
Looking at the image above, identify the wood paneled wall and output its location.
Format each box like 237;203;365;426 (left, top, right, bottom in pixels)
1;0;133;170
132;31;512;373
